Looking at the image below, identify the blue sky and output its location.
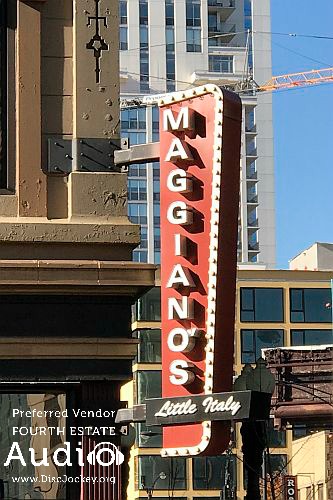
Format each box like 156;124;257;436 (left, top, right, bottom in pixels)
267;1;333;268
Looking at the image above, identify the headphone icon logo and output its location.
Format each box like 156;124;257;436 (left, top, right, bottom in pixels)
87;442;124;467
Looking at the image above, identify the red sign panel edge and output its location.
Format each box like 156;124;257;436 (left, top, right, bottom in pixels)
158;84;242;457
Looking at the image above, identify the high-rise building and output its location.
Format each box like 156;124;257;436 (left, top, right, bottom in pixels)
120;0;276;267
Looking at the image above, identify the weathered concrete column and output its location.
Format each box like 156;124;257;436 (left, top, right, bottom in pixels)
73;0;119;140
17;0;47;216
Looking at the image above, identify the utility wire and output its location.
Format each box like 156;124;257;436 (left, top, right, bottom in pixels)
124;30;248;53
254;30;333;41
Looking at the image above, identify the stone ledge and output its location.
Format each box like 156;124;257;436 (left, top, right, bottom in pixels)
0;220;139;244
0;337;139;359
0;260;156;296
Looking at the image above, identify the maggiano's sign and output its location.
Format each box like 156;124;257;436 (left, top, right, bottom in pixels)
159;85;242;457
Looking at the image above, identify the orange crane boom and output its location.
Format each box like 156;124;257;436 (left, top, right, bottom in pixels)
259;67;333;91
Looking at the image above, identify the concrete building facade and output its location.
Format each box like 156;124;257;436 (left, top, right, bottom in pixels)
120;0;276;267
0;1;154;498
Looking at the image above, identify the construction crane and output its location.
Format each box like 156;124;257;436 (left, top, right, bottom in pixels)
258;67;333;91
120;67;333;109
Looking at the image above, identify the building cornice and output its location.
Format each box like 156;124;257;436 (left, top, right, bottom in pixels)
0;260;156;297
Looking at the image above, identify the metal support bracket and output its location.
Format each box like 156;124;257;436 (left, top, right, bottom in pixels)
77;138;123;172
114;142;160;167
115;404;146;424
47;138;129;175
47;139;74;175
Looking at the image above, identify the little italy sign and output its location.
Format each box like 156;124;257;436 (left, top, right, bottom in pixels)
146;391;251;426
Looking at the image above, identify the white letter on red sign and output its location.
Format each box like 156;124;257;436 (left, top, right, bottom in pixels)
169;360;195;386
168;297;194;320
163;107;194;132
174;234;187;257
165;138;193;163
166;264;195;288
167;201;193;225
167;328;197;353
167;169;193;193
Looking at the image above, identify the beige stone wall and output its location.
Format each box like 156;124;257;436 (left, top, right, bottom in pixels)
291;431;329;500
0;0;140;260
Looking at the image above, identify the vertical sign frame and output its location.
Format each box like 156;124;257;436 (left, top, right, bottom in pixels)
159;85;242;456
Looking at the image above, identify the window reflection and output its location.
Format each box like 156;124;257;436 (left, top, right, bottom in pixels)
240;288;284;322
193;455;237;490
137;329;161;363
290;288;332;323
241;329;284;363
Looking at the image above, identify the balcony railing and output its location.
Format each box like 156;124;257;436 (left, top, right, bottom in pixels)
246;148;257;157
248;242;259;251
208;0;235;8
247;218;259;228
245;124;257;133
246;169;257;180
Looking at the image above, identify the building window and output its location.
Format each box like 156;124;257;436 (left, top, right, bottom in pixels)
120;26;128;50
128;179;147;201
291;329;333;346
128;203;147;224
266;420;286;448
166;27;175;52
165;1;175;90
186;27;201;52
139;0;149;91
134;288;161;322
186;0;201;52
0;0;14;189
290;288;332;323
138;456;187;490
240;288;284;322
120;0;127;24
241;329;284;363
264;454;287;476
209;55;233;73
140;26;149;50
121;108;146;131
119;1;128;50
166;53;176;91
152;108;159;132
208;12;218;32
136;422;162;448
193;455;237;490
186;0;201;27
139;0;148;25
136;329;161;363
165;0;174;26
135;370;162;448
136;370;161;404
140;51;149;91
129;164;146;177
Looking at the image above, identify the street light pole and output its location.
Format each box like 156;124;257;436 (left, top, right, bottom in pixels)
142;471;167;499
234;359;276;500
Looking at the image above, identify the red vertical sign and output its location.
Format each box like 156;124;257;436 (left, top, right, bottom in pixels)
159;85;242;456
284;476;298;500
